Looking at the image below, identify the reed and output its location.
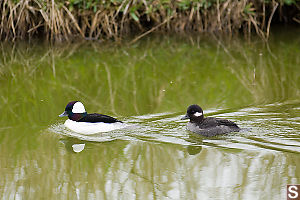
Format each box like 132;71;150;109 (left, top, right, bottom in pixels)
1;0;299;41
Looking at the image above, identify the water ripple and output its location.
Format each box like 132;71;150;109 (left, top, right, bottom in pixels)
49;101;300;153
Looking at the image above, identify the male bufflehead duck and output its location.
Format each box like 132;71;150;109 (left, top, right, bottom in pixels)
181;104;240;136
59;101;125;134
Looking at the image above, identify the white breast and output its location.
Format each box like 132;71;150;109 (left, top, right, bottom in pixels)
64;119;127;135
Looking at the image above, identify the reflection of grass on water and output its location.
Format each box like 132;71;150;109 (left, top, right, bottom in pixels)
1;132;298;199
0;33;299;128
221;33;300;104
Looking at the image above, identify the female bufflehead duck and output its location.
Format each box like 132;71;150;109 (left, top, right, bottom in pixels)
181;104;240;136
59;101;125;134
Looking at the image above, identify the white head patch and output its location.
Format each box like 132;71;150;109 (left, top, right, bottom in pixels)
194;112;203;117
72;102;86;113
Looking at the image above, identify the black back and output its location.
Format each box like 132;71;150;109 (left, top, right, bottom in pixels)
199;117;238;128
215;118;240;128
78;113;122;123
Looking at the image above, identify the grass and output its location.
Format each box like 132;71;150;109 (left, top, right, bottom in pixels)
0;0;299;41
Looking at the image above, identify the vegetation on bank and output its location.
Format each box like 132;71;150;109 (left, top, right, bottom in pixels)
1;0;299;41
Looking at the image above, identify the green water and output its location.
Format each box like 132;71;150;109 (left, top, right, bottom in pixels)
0;29;300;199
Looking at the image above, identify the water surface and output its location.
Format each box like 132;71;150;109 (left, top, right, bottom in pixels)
0;29;300;199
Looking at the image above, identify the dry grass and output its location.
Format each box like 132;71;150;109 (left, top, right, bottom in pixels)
0;0;299;42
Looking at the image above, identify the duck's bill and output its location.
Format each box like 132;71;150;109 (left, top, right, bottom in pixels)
181;115;189;120
59;111;68;117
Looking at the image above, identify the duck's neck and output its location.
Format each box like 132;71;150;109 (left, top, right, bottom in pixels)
68;112;87;121
191;116;204;123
